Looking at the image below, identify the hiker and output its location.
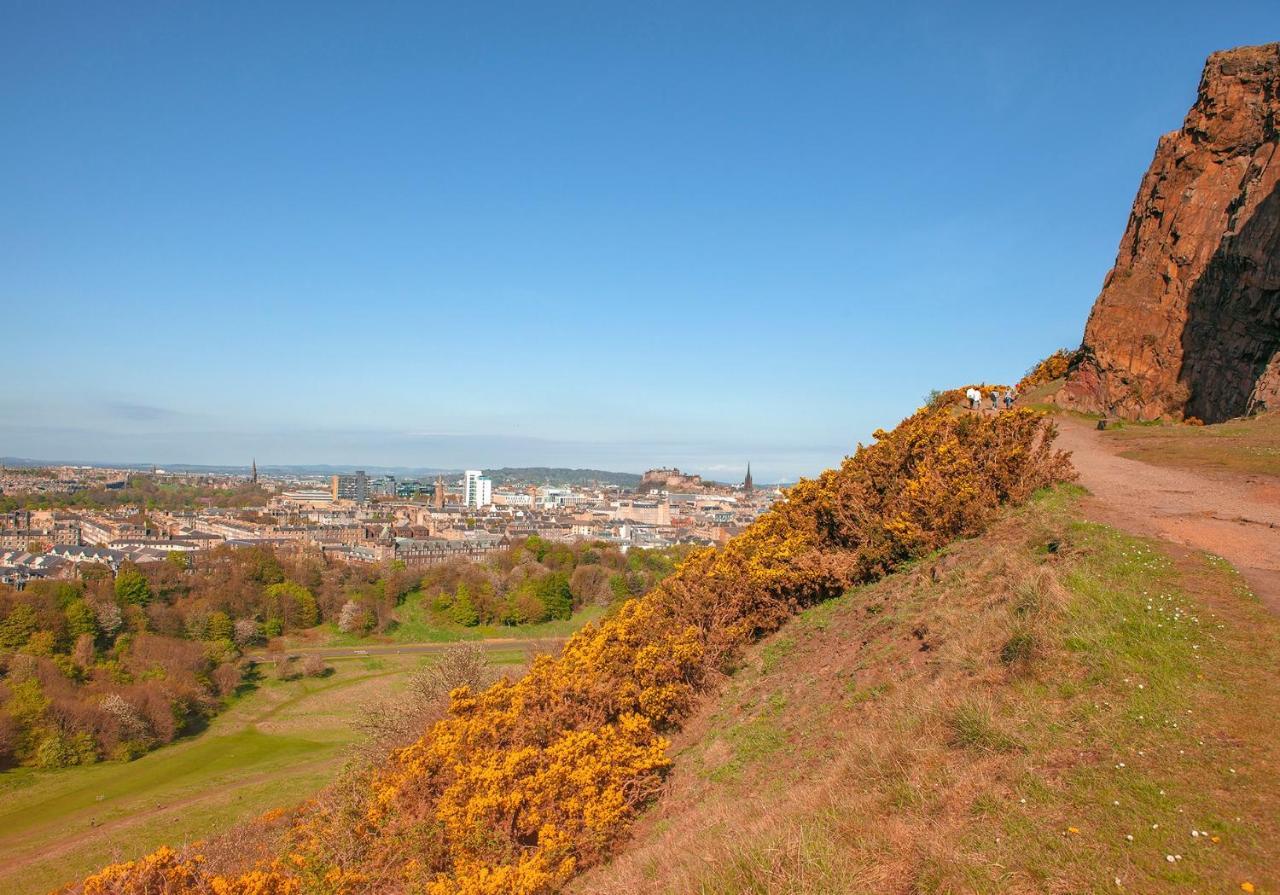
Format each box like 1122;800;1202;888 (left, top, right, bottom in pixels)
1004;389;1015;410
966;387;978;410
990;390;999;411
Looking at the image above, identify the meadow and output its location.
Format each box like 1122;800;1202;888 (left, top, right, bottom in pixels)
282;595;609;649
0;650;525;895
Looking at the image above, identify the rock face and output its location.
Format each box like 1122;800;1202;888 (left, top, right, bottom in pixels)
1061;43;1280;422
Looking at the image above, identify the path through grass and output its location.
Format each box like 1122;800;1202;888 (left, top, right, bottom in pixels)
0;652;520;895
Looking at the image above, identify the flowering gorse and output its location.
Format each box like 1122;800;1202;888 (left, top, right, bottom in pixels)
61;405;1072;895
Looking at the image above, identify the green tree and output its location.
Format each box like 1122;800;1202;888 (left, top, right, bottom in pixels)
535;572;573;620
206;611;234;642
448;584;480;627
0;604;39;650
64;600;97;639
265;581;318;630
114;563;152;606
522;535;549;562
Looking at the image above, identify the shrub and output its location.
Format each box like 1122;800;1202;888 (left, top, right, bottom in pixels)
1017;348;1078;392
272;655;297;682
301;655;329;678
35;730;98;768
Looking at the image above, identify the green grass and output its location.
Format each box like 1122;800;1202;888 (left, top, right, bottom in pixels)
0;654;433;895
286;598;609;648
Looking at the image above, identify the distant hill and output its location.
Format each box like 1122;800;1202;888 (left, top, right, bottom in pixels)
0;458;640;486
483;467;641;488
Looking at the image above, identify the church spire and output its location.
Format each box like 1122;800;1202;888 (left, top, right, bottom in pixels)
743;462;753;494
251;458;258;484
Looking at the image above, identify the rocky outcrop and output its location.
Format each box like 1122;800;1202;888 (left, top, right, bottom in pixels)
1061;43;1280;422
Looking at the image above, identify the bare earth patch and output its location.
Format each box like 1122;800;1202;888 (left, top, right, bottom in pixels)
1055;414;1280;612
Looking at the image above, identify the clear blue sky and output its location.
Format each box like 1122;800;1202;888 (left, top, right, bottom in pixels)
2;2;1275;481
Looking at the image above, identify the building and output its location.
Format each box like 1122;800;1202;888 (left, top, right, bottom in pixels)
493;490;533;507
639;467;703;492
331;470;370;504
463;470;492;508
614;499;671;526
743;462;753;494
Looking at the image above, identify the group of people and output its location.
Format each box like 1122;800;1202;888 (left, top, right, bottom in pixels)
965;386;1016;412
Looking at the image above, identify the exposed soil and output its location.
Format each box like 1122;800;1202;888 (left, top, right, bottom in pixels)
1055;415;1280;611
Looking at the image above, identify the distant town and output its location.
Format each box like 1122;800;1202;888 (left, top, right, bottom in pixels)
0;460;779;587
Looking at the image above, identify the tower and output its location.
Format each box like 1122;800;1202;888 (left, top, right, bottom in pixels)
251;458;258;484
743;462;754;495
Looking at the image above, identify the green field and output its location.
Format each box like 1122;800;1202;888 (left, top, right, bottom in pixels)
0;650;525;895
284;594;610;649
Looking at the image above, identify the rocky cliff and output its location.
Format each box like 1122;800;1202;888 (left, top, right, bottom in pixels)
1061;42;1280;422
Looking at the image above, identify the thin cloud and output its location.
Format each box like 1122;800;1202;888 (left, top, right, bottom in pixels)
107;401;185;421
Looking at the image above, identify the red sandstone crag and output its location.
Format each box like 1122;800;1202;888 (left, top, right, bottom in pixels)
1061;42;1280;422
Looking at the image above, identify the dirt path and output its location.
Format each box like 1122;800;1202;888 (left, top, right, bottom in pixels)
1054;416;1280;611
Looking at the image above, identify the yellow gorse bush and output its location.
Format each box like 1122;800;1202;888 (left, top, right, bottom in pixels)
1018;348;1078;392
60;404;1071;895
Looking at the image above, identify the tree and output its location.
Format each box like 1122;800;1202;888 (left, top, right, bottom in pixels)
206;611;234;642
447;585;479;627
233;618;260;646
114;564;152;606
92;600;124;639
338;600;370;634
535;572;573;620
569;565;612;606
265;582;318;630
72;632;96;670
65;600;98;639
0;603;38;650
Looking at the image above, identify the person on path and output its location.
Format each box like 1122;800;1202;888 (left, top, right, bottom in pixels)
967;387;979;411
1004;389;1015;410
990;390;999;411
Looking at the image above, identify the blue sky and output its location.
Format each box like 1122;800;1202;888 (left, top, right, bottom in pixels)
2;2;1275;481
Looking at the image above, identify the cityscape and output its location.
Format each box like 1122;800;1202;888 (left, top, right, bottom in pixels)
0;460;774;588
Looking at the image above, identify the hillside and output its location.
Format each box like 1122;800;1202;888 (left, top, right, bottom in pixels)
56;402;1072;894
573;487;1280;893
482;468;642;488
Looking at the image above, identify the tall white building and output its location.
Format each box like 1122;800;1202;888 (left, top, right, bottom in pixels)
463;470;492;508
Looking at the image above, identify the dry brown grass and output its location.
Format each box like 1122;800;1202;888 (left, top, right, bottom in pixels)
1100;412;1280;478
572;488;1280;894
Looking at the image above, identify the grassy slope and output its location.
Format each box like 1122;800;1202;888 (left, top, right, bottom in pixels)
1101;412;1280;478
1021;378;1278;479
0;651;520;895
575;487;1280;894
